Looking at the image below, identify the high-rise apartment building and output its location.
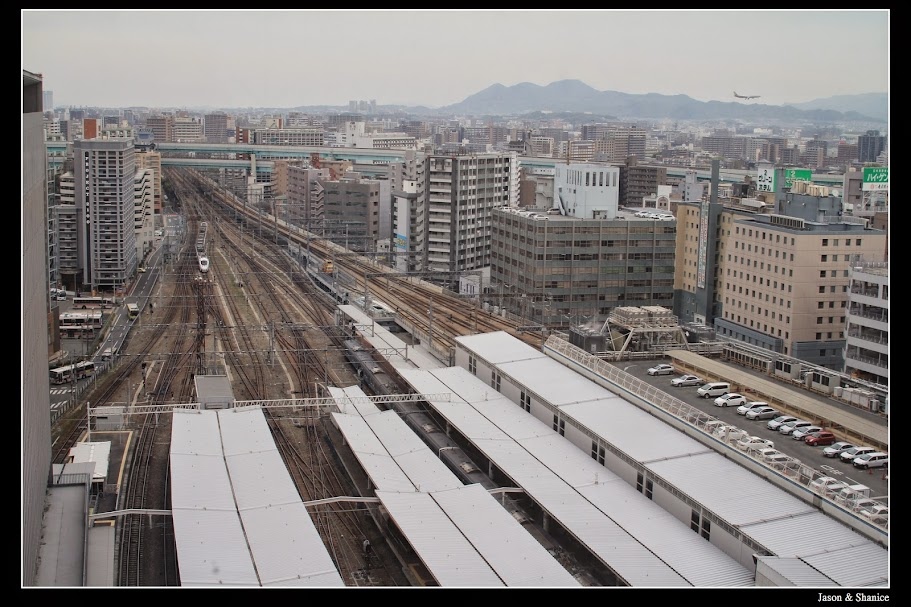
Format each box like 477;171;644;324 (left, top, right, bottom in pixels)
135;149;163;215
421;152;513;273
843;261;889;388
74;138;139;291
621;161;667;208
857;130;886;163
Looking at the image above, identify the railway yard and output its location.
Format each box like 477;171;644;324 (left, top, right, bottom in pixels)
49;168;545;587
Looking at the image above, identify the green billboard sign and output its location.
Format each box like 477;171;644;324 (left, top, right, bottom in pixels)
862;167;888;191
784;169;812;189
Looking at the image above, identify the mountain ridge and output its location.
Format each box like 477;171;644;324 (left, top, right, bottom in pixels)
418;79;886;122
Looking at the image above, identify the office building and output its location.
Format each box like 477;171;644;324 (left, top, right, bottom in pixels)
490;207;675;326
22;68;53;587
203;112;229;143
145;114;173;143
674;166;887;368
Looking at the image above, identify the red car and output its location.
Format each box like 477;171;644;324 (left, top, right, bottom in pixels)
805;431;837;446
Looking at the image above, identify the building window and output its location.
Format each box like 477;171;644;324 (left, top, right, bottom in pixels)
468;355;476;375
691;510;700;533
553;415;565;436
592;442;605;465
820;270;826;278
822;238;829;246
701;518;711;541
821;255;827;262
645;479;653;500
520;390;531;412
491;370;500;391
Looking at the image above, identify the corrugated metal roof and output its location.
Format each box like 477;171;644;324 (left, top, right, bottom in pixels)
338;304;444;370
363;410;463;493
170;408;344;587
240;504;344;587
332;389;577;586
756;557;836;586
563;400;715;463
500;357;617;405
647;452;819;526
171;507;259;586
742;510;883;559
455;331;547;365
331;413;419;493
67;441;111;481
377;490;506;587
800;543;890;587
429;484;580;587
397;368;694;587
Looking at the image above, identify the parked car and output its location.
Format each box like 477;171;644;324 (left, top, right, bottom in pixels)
823;441;856;458
765;453;797;471
857;504;889;525
804;431;838;446
839;445;876;463
767;415;798;431
647;363;675;376
697;382;730;398
714;393;747;408
833;484;872;507
791;425;824;441
849;498;881;513
671;374;703;387
778;419;812;436
757;447;783;462
746;406;779;421
737;401;769;416
852;452;888;469
736;436;775;452
810;476;849;497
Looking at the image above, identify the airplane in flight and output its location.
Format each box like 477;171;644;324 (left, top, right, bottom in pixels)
734;91;760;100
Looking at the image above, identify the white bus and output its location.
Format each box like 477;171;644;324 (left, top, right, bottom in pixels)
49;361;96;385
59;310;104;338
72;296;115;310
127;303;140;319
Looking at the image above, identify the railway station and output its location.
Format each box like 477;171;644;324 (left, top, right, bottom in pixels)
37;170;887;588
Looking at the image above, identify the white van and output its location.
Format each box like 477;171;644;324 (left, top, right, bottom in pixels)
696;382;730;398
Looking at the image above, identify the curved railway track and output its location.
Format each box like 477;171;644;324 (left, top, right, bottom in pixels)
169;171;404;585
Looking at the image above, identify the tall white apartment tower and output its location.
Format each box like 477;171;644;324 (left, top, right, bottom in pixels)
74;138;138;291
843;261;889;393
423;152;513;273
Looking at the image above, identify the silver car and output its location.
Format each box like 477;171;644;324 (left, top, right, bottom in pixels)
767;415;797;431
823;441;856;458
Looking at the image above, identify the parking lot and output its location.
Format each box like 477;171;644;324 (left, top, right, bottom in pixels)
614;359;889;502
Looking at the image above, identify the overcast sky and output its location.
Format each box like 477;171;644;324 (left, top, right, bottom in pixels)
22;9;889;110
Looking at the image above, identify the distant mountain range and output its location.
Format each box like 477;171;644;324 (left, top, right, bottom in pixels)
394;80;887;123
